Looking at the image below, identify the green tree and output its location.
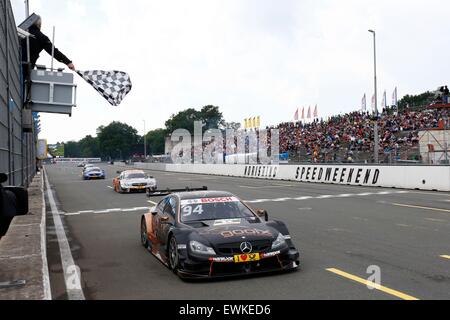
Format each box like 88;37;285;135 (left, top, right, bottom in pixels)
145;129;166;155
164;105;225;134
165;108;199;134
199;105;225;131
97;121;139;159
224;121;241;131
64;141;81;157
78;135;100;158
398;91;435;111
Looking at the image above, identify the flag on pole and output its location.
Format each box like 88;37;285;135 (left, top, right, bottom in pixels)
392;87;398;106
307;106;311;119
313;105;318;118
253;117;257;128
77;70;132;106
381;90;387;109
244;118;248;129
294;108;299;121
362;94;367;111
301;107;305;120
371;94;375;110
256;116;261;127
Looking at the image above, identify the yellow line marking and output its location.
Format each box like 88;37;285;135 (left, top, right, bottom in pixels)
391;203;450;213
326;268;419;300
440;255;450;260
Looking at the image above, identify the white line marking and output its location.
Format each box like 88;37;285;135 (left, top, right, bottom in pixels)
244;190;410;204
133;207;150;211
272;198;291;202
294;196;313;200
44;169;85;300
39;172;52;300
316;195;333;199
147;200;157;205
238;184;297;189
64;212;81;216
107;186;113;189
425;218;447;223
178;177;217;181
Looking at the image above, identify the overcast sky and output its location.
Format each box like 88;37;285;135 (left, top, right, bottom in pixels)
12;0;450;143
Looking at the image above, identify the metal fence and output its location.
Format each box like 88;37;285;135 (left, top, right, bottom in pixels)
0;0;36;187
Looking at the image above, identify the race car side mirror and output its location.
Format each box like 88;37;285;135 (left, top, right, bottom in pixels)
151;211;158;216
256;209;269;222
0;173;7;183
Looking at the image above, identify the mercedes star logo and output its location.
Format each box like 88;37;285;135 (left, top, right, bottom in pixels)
240;242;252;254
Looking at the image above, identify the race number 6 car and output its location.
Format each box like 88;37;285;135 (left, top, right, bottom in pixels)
113;170;157;193
140;188;300;279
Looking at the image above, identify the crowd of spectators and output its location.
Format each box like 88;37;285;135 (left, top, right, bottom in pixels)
271;106;448;163
166;105;448;164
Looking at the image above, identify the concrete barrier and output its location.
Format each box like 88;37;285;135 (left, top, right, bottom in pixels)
117;162;450;191
0;172;50;299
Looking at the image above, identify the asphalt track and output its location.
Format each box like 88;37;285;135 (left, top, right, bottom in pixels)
44;163;450;300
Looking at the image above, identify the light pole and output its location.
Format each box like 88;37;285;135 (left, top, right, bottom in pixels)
369;29;380;163
143;120;147;160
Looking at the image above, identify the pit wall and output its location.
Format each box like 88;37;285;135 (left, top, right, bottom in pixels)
114;163;450;192
0;172;50;300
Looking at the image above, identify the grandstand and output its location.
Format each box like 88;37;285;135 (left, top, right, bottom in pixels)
272;103;448;164
156;88;449;165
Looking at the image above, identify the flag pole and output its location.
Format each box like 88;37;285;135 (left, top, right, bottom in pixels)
51;26;55;72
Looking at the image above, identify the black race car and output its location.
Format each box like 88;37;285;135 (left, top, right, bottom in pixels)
140;188;300;279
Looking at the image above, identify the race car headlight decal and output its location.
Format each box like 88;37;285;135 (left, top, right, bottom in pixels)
271;233;287;250
189;241;216;256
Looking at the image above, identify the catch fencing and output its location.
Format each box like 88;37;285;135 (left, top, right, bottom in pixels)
0;0;37;187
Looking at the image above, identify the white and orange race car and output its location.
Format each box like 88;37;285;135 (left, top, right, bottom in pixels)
113;170;157;193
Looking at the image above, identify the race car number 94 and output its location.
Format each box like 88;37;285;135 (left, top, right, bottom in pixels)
182;205;204;217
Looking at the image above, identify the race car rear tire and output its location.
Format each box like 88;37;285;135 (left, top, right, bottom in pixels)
141;218;149;249
168;236;179;273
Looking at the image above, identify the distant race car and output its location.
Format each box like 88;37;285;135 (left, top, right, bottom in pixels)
77;162;86;167
140;188;300;279
82;167;106;180
82;164;94;172
113;170;157;193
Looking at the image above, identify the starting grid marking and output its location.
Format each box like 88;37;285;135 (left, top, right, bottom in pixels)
60;191;411;215
62;207;150;216
244;190;410;204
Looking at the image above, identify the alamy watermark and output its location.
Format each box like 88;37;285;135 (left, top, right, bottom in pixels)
366;265;381;290
170;121;280;165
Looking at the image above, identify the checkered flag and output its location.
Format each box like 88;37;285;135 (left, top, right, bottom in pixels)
77;70;132;106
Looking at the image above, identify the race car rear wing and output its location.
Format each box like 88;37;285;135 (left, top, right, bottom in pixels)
146;186;208;197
